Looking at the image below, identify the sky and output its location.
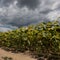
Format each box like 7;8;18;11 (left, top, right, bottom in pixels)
0;0;60;31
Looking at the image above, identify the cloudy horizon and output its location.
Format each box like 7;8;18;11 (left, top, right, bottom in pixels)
0;0;60;31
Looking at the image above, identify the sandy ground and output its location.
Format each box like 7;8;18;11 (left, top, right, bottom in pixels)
0;48;37;60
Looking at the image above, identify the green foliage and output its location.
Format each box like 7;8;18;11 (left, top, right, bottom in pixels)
0;21;60;55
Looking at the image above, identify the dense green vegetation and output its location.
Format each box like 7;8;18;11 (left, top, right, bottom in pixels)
0;21;60;59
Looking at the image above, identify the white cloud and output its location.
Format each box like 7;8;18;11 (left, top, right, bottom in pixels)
47;10;60;21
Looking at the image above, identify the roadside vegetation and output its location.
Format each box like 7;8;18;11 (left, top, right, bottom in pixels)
0;21;60;60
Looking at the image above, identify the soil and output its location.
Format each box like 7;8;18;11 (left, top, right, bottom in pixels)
0;48;37;60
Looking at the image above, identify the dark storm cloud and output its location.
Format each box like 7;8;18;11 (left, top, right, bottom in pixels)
17;0;40;10
40;9;53;14
0;0;14;7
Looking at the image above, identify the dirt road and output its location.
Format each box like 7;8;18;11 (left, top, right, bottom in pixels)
0;48;36;60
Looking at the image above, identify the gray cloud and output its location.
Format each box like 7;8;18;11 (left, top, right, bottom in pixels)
0;0;60;31
0;0;14;7
0;24;18;32
17;0;40;10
